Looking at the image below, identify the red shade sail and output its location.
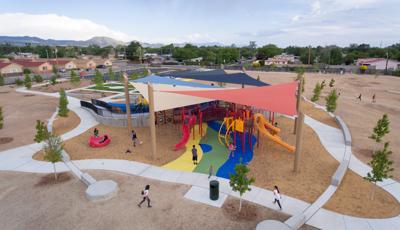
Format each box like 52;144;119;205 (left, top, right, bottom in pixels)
164;81;298;116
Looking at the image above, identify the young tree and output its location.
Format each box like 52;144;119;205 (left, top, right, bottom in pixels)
23;68;31;75
0;73;4;86
329;78;335;88
70;69;80;86
58;89;69;117
93;69;104;87
311;82;322;102
108;67;115;81
15;78;23;86
325;89;338;112
43;134;63;181
0;106;3;129
24;74;32;89
369;114;390;143
34;120;49;143
364;142;394;199
229;161;255;212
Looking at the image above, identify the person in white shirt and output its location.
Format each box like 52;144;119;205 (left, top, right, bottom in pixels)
273;185;282;210
138;184;152;208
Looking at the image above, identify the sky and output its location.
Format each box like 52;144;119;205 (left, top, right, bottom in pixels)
0;0;399;47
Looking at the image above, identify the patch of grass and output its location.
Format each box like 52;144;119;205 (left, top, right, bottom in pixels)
88;83;135;92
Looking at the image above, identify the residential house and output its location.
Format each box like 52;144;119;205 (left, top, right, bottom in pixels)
266;53;300;65
74;59;96;70
11;59;52;73
7;52;39;59
0;62;23;75
93;58;112;67
357;58;400;70
47;59;77;70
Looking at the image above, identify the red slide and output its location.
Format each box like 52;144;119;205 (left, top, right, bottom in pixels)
89;135;111;148
174;125;190;151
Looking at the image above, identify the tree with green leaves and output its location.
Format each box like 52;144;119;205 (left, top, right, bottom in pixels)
0;73;4;86
108;67;114;81
23;68;31;75
93;69;104;87
58;89;69;117
329;78;335;88
33;74;43;83
126;41;142;61
0;106;3;129
43;133;63;181
34;120;49;143
24;74;32;89
325;89;338;112
364;142;394;199
311;82;322;102
229;161;255;212
70;69;80;86
369;114;390;143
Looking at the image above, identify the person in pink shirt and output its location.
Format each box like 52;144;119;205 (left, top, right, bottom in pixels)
228;142;236;158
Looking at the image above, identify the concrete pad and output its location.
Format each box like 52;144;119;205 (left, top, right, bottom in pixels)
121;161;151;176
306;209;346;230
256;220;291;230
343;215;372;230
379;182;400;202
184;186;227;208
140;166;165;180
159;168;183;183
86;180;118;201
175;171;201;185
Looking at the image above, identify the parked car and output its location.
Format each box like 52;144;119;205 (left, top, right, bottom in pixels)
96;64;106;69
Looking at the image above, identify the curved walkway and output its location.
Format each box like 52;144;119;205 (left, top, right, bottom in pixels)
0;87;398;230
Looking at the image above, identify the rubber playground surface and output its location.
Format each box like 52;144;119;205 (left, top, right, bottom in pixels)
163;121;256;179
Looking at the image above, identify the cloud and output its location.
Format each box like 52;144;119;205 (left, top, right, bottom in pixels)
0;13;134;42
311;0;321;15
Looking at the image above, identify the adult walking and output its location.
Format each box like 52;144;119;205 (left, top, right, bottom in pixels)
273;185;282;210
94;128;99;137
372;94;376;103
357;93;362;101
191;145;198;165
138;185;152;208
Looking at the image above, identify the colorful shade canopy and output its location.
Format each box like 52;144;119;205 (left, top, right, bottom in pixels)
163;81;298;116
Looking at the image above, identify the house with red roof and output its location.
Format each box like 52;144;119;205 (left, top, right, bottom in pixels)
0;62;23;75
357;58;400;70
11;59;53;73
46;59;77;70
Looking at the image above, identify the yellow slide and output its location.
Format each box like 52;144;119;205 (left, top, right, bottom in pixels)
254;113;295;153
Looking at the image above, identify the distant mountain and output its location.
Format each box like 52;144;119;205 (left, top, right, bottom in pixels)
0;36;126;47
141;42;224;48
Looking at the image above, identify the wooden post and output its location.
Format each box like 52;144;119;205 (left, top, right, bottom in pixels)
294;77;303;134
148;83;157;159
123;73;132;134
294;112;305;173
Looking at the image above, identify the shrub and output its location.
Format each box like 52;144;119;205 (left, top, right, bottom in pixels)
58;89;69;117
108;67;114;81
259;60;265;66
325;89;338;112
24;74;32;89
93;69;104;87
360;65;368;73
0;106;3;129
252;61;260;68
15;78;23;86
0;73;4;86
33;74;43;83
329;78;335;87
50;75;57;85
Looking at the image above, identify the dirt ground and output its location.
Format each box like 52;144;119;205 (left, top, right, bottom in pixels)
0;86;57;151
0;171;317;230
67;89;117;101
52;111;81;136
239;70;400;181
324;170;400;218
34;123;186;166
32;79;92;93
300;100;339;129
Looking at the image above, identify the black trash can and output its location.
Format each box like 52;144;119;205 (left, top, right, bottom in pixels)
209;180;219;200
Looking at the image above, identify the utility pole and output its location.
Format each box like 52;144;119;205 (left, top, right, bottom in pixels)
46;49;49;59
308;46;311;65
385;51;389;74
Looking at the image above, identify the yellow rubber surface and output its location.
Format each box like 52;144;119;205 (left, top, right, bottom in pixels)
162;124;208;172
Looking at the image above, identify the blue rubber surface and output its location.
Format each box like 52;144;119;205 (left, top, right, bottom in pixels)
199;143;212;153
207;120;257;179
